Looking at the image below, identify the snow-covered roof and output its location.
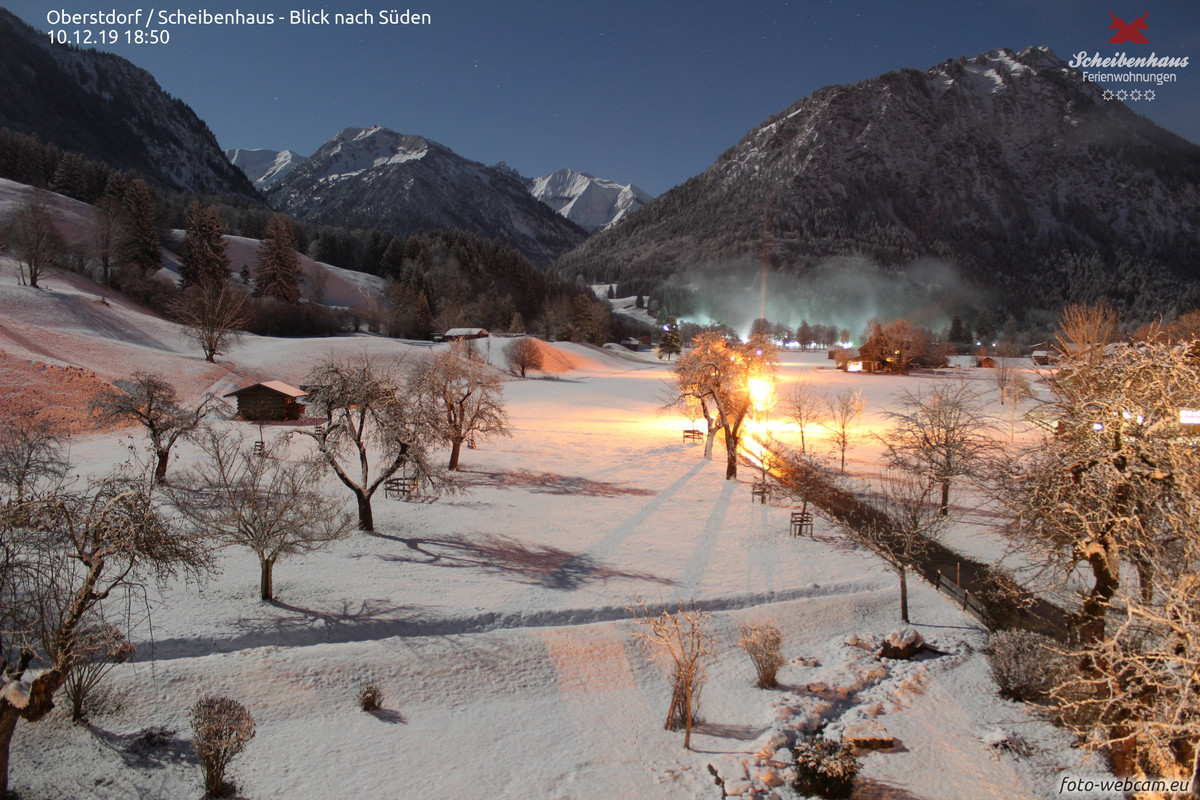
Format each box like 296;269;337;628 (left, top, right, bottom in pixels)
224;380;307;399
444;327;489;338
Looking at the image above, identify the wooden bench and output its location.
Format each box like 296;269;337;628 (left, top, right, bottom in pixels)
252;440;265;456
683;429;703;443
384;476;419;501
751;482;771;504
790;511;813;537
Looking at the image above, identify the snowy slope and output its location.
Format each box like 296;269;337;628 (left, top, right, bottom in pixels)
225;148;307;191
0;191;1106;798
528;167;653;233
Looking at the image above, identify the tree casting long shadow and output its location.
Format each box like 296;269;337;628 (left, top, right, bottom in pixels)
373;531;672;590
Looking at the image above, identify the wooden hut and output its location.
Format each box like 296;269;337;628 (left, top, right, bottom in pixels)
444;327;489;341
224;380;307;421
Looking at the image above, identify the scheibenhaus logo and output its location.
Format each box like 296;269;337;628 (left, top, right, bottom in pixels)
1072;11;1190;102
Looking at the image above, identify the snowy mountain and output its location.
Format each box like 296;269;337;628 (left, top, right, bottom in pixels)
226;148;307;192
267;126;586;268
558;47;1200;316
527;168;652;233
0;9;259;199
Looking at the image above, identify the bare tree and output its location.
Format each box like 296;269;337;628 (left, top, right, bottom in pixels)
996;338;1200;644
172;431;353;601
821;388;864;474
1055;301;1121;366
302;355;442;531
630;599;712;750
0;416;69;502
882;379;996;515
6;188;65;288
172;282;249;363
0;465;211;796
90;372;218;484
89;195;121;287
854;472;948;623
787;378;823;455
1001;372;1034;443
503;336;543;378
411;344;509;471
738;624;784;688
671;331;776;479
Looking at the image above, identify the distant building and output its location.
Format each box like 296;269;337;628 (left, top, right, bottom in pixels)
224;380;307;421
978;356;997;368
444;328;489;341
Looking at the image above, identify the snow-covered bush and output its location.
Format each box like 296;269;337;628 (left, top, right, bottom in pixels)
985;629;1064;702
191;695;256;798
738;624;785;688
358;683;383;712
792;736;860;799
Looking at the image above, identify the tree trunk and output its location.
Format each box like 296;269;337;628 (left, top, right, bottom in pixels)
449;438;463;471
1081;544;1120;643
899;565;909;623
725;433;738;479
260;557;275;602
939;479;950;516
703;428;716;460
0;707;18;799
355;492;374;532
154;449;170;484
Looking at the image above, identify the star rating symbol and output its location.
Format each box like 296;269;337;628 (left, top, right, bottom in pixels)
1145;90;1156;101
1102;90;1115;101
1130;89;1144;101
1117;89;1129;101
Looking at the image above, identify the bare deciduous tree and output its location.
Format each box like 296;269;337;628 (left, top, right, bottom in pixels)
503;336;543;378
1055;301;1121;367
0;416;69;502
302;355;442;531
854;471;948;623
671;332;776;479
90;372;218;484
172;282;249;363
410;343;509;471
6;188;65;289
787;379;823;455
630;599;712;750
0;465;211;796
172;431;353;601
882;379;996;515
996;338;1200;645
821;388;864;474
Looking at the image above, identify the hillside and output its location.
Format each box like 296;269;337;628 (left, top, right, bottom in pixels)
558;47;1200;321
0;9;259;199
267;126;588;268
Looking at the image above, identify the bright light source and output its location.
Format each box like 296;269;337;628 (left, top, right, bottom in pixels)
748;377;775;412
1181;409;1200;425
1093;422;1105;432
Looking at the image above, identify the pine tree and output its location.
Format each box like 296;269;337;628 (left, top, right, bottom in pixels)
116;176;161;275
606;284;615;299
179;202;230;289
975;311;996;345
253;215;301;303
659;317;682;360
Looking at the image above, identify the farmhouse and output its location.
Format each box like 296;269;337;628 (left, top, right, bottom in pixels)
444;327;489;341
224;380;307;421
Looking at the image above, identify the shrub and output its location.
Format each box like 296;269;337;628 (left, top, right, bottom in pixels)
985;629;1065;702
358;683;383;712
792;737;861;799
62;623;136;723
191;695;256;797
738;624;785;688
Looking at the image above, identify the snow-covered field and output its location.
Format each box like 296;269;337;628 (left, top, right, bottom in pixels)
0;187;1105;799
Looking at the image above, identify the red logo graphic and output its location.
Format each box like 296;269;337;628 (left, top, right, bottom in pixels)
1109;12;1149;44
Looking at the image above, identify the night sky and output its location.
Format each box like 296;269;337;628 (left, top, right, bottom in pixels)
6;1;1200;195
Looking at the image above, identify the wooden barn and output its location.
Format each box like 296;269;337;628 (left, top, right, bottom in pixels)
444;327;489;341
224;380;307;421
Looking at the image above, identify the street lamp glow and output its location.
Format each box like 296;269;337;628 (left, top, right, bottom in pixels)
748;377;775;413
